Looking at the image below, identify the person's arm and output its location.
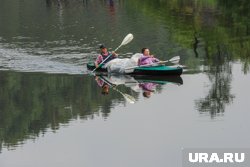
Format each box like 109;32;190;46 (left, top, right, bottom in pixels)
95;55;103;68
112;51;118;57
152;57;160;63
94;62;98;68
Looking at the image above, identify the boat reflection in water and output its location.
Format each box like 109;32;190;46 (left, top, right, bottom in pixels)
94;74;183;101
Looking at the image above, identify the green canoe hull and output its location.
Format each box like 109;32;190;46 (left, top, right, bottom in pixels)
87;63;183;76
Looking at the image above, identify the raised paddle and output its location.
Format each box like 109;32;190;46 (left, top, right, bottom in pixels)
124;56;180;73
91;33;134;73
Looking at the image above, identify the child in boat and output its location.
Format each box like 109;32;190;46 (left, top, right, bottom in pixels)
138;48;160;66
95;45;118;68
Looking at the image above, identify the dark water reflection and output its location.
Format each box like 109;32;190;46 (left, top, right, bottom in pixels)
0;0;250;166
0;71;115;150
0;71;182;152
195;48;235;118
1;67;249;166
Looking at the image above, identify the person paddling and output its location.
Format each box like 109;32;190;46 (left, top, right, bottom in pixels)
95;45;118;68
138;48;161;66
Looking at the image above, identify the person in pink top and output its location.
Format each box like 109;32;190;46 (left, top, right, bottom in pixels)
138;48;160;66
139;82;158;98
95;45;118;68
95;76;110;95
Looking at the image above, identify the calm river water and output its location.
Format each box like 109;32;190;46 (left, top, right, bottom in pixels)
0;0;250;167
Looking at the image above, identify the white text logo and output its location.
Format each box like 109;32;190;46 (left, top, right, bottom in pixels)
189;153;245;163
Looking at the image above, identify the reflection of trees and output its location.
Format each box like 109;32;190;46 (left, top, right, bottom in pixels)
0;72;126;152
0;71;180;151
195;48;235;118
127;0;247;118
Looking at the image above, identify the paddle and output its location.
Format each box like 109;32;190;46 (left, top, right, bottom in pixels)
113;87;136;104
98;76;136;104
124;56;180;73
91;33;134;73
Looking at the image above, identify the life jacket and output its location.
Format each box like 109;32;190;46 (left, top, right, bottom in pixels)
138;55;151;65
140;55;151;62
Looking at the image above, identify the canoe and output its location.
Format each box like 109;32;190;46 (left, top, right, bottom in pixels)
87;63;183;76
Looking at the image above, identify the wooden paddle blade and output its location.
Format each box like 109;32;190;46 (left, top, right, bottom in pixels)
169;56;180;64
113;87;136;104
114;33;134;52
123;93;136;104
121;33;134;46
171;59;180;64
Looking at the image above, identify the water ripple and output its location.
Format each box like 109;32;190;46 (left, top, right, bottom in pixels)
0;46;92;75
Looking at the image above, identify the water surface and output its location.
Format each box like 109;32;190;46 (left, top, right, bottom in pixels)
0;0;250;167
